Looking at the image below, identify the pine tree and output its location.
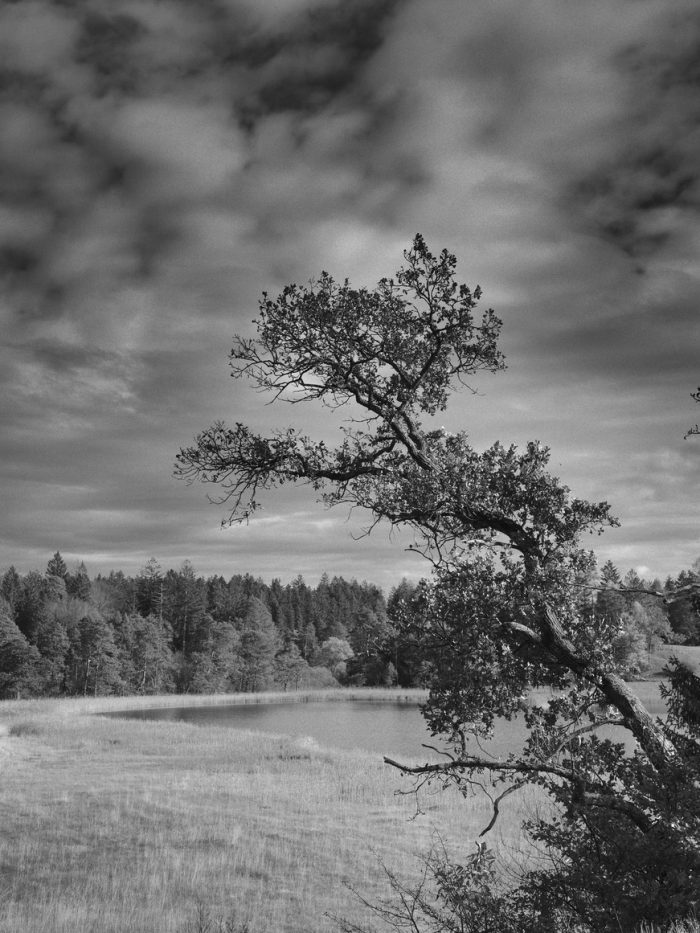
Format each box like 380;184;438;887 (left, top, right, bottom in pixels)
46;551;68;581
1;566;22;612
67;562;91;601
136;558;164;618
0;600;41;698
237;597;278;692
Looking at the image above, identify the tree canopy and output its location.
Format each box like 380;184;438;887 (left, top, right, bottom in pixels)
178;236;700;931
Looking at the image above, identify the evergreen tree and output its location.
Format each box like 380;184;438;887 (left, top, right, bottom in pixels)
44;573;67;603
67;561;91;601
387;579;429;686
596;560;625;623
92;570;136;614
0;600;41;698
62;601;122;696
46;551;68;581
113;612;175;695
187;617;241;694
237;597;278;692
164;561;206;656
135;558;164;618
206;575;237;622
1;566;22;613
15;570;50;643
35;612;69;696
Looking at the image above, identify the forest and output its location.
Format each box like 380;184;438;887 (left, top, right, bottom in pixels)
1;550;699;701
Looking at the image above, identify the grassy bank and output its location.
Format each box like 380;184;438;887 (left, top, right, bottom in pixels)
0;690;540;933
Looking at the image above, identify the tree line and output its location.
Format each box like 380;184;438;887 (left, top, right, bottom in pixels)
1;549;698;702
0;553;398;699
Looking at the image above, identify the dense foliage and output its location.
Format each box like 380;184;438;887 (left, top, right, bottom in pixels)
177;235;700;932
0;554;405;698
1;552;697;703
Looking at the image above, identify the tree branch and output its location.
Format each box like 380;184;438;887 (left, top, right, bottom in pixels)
383;753;654;834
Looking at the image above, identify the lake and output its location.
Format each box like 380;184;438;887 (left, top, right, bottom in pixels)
109;681;665;760
113;699;439;759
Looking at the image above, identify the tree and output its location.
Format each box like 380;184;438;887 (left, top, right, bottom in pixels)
387;579;429;686
684;385;699;438
667;564;700;645
46;551;68;581
316;636;354;682
274;642;310;691
66;561;91;601
113;612;175;695
164;560;206;656
346;605;394;685
35;610;70;696
0;599;41;698
236;597;278;692
62;601;122;696
15;570;51;642
1;566;22;613
186;616;241;694
135;558;164;618
177;236;700;930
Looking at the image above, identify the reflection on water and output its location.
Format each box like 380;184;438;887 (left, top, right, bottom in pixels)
110;682;665;760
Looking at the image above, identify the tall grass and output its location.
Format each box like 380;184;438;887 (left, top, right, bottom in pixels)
0;692;539;933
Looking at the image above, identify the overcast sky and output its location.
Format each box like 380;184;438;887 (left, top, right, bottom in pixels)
1;0;698;589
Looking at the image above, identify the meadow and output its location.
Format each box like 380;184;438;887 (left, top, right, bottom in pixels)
0;669;697;933
0;690;543;933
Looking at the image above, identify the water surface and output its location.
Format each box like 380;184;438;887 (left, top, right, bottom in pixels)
111;682;664;760
115;699;439;759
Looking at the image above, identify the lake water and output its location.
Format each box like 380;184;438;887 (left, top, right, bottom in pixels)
113;699;440;759
111;682;664;760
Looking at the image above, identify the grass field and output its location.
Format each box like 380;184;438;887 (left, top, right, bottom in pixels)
1;670;697;933
646;643;700;677
0;690;545;933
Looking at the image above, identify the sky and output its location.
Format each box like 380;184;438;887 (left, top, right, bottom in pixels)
0;0;699;590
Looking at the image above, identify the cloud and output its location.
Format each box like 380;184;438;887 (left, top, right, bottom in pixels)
566;5;700;264
0;0;698;584
0;2;79;74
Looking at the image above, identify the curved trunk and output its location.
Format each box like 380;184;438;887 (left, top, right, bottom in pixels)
540;604;676;772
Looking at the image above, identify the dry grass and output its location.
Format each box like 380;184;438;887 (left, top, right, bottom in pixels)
647;644;700;677
0;691;541;933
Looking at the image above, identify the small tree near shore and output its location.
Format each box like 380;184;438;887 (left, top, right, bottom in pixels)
177;236;700;932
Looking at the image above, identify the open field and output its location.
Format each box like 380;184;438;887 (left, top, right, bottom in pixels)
646;643;700;677
1;668;696;933
0;691;544;933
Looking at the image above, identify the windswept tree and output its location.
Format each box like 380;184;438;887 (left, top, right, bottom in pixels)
177;236;700;931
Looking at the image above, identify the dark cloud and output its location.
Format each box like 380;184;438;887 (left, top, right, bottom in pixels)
569;6;700;263
0;0;408;330
234;0;405;121
75;11;147;94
